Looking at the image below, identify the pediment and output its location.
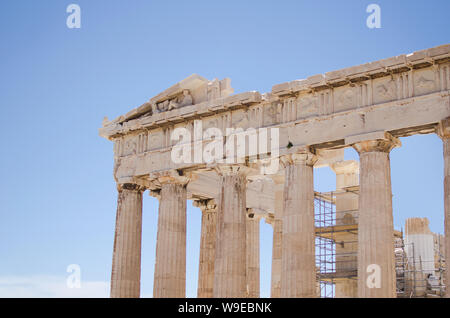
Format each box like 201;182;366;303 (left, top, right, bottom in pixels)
149;74;209;105
149;74;233;115
103;74;234;127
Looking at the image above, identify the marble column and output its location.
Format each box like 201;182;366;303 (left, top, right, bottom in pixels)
153;175;189;298
437;118;450;298
246;211;260;298
351;132;400;298
270;177;284;298
195;199;217;298
213;165;248;298
110;183;145;298
280;151;317;298
330;160;359;298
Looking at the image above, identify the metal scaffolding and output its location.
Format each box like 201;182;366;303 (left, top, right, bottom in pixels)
315;191;336;298
315;190;447;298
395;236;446;298
314;190;358;298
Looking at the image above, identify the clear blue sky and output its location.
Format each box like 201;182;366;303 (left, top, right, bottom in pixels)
0;0;448;297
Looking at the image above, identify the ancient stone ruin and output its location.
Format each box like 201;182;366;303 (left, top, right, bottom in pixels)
100;44;449;298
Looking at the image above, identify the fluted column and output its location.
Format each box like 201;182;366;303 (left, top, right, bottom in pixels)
270;177;284;298
110;183;145;298
330;160;359;298
270;218;282;298
195;199;217;298
437;118;450;298
350;132;400;298
246;211;260;298
280;151;317;298
153;173;189;298
213;165;249;298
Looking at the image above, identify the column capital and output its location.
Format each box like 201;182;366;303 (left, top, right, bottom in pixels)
148;189;161;200
116;183;146;192
214;164;252;177
437;117;450;140
149;169;190;186
347;131;401;154
279;151;317;168
330;160;359;175
264;213;275;226
331;160;360;190
193;199;217;213
246;208;263;220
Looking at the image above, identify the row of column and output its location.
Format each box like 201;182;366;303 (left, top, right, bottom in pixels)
272;134;399;297
196;200;260;298
110;119;450;298
110;166;259;298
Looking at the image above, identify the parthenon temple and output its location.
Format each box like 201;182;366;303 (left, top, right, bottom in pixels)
99;44;449;298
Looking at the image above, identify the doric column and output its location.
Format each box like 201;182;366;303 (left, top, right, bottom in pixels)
195;199;217;298
437;118;450;298
246;210;260;298
330;160;359;298
280;151;317;298
213;165;249;298
153;172;189;298
269;176;284;298
349;132;400;298
110;183;145;298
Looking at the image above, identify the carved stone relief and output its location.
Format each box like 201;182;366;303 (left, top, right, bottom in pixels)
297;94;318;119
207;79;221;101
122;136;137;156
148;130;163;151
264;102;280;126
233;110;250;130
373;78;397;104
334;86;356;112
153;89;194;114
414;69;436;96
